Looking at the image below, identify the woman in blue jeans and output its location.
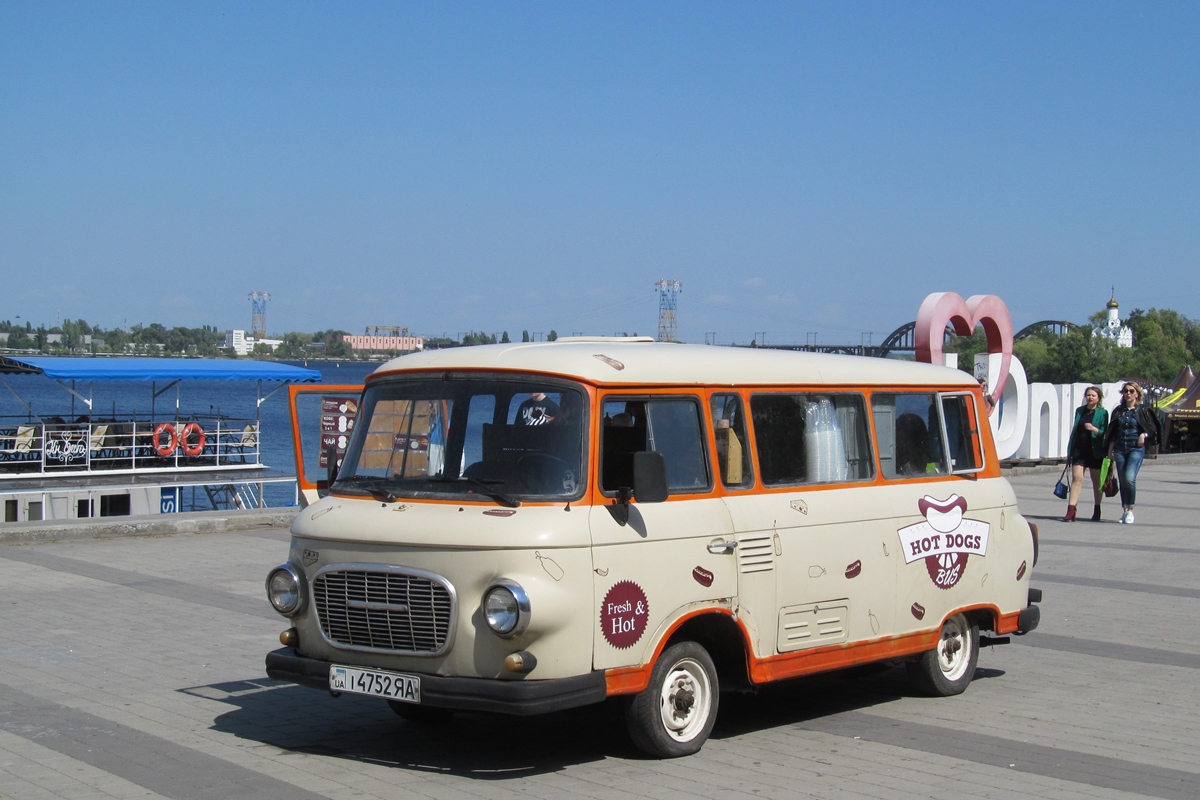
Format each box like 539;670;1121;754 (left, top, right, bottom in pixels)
1105;382;1163;524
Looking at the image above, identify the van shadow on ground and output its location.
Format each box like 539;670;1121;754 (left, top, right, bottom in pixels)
187;664;1003;777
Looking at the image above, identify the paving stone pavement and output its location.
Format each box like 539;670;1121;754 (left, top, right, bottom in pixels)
1;463;1197;800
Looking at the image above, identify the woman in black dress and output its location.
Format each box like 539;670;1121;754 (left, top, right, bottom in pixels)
1063;386;1107;521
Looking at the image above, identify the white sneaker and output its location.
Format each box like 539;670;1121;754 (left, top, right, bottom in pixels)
1126;511;1134;525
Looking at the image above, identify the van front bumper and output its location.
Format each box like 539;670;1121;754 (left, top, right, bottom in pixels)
265;647;608;716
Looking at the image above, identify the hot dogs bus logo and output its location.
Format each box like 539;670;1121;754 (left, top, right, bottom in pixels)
897;494;989;590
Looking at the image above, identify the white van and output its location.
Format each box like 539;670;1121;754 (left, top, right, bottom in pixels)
266;339;1040;757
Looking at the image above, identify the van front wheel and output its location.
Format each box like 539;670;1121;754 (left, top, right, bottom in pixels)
907;613;979;696
625;641;718;758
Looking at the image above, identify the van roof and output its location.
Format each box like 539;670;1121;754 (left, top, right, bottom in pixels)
370;339;976;388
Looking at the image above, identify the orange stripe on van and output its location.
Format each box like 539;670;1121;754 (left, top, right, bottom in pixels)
604;604;1007;695
994;610;1022;634
603;607;737;695
748;630;940;684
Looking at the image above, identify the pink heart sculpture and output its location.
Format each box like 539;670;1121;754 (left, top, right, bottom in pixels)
914;292;1013;413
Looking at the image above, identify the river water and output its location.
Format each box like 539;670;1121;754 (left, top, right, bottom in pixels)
0;360;379;507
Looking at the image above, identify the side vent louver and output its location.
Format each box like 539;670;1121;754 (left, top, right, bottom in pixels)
738;534;775;574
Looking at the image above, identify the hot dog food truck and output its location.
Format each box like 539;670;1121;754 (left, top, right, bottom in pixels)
265;338;1040;757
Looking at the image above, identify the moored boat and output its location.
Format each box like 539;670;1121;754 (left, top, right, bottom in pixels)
0;356;320;522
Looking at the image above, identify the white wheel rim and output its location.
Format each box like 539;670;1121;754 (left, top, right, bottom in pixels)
937;616;972;682
657;657;712;743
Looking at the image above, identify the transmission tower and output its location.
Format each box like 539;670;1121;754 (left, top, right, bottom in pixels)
248;292;271;339
655;280;683;342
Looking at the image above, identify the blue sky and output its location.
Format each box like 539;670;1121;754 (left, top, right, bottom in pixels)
3;2;1198;345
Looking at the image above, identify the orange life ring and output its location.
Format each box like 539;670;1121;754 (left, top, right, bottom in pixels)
181;423;207;457
153;423;178;457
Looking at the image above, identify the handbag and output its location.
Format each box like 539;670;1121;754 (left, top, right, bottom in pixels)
1053;462;1069;499
1098;456;1115;496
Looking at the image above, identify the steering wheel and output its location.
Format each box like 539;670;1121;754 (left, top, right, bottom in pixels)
517;453;572;494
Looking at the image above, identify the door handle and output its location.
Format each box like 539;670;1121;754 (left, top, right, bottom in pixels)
707;540;738;554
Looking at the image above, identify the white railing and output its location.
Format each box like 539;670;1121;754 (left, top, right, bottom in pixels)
0;416;262;475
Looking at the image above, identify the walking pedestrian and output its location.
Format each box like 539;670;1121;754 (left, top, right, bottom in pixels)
1105;382;1163;524
1062;385;1107;522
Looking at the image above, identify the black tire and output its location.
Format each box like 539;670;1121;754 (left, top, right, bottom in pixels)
906;613;979;696
387;700;452;723
625;641;719;758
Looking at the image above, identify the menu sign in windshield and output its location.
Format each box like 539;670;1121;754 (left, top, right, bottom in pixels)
318;396;358;469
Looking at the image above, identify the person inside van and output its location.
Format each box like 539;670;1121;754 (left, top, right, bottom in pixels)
516;392;558;426
896;413;930;475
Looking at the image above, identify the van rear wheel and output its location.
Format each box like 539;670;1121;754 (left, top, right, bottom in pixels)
625;641;718;758
907;613;979;696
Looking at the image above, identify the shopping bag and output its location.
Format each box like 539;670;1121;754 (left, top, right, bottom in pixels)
1053;462;1069;499
1100;457;1119;497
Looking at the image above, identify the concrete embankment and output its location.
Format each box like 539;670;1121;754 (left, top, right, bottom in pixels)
3;451;1199;544
0;506;299;544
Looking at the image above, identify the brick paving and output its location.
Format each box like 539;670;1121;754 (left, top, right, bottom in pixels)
1;462;1197;799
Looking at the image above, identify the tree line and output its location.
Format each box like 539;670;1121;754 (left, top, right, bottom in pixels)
947;307;1200;387
5;308;1197;385
0;319;227;356
0;320;563;359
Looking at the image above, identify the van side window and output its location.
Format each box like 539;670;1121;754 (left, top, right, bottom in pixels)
601;397;711;494
710;393;752;488
941;393;983;472
750;393;873;486
873;393;950;479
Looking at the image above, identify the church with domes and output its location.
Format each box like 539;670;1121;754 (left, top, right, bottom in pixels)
1093;290;1134;348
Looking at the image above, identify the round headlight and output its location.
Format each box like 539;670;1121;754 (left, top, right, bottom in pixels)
266;564;306;616
483;581;530;638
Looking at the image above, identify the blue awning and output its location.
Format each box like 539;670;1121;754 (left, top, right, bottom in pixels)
0;357;322;383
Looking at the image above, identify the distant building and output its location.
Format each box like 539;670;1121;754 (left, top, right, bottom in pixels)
336;334;424;352
1093;293;1134;348
223;330;250;355
223;329;282;355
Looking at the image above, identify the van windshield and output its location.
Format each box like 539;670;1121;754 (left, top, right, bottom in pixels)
333;375;587;503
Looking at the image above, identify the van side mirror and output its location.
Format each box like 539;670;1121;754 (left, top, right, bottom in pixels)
606;451;669;526
633;451;669;503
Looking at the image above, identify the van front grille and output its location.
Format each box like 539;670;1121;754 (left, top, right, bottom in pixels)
313;567;455;655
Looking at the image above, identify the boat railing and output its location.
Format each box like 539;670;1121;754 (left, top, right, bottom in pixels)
0;415;262;475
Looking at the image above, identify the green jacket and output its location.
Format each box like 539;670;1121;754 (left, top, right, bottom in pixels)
1071;405;1108;460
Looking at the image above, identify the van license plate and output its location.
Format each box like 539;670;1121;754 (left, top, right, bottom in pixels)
329;665;421;703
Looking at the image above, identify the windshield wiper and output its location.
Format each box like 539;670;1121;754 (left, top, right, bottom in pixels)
430;476;520;508
335;475;398;503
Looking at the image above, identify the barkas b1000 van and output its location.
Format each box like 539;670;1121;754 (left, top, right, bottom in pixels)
265;338;1040;757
